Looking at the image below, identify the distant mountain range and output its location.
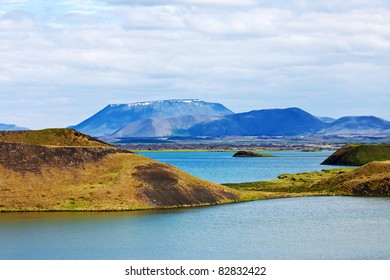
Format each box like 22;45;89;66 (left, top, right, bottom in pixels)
0;123;28;131
71;99;390;138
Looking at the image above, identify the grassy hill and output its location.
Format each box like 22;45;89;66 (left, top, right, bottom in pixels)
322;144;390;166
0;128;111;147
225;161;390;198
0;129;239;211
312;161;390;195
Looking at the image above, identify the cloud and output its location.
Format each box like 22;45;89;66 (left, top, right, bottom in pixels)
0;0;390;129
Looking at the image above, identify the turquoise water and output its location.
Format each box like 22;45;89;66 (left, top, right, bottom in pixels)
138;151;339;183
1;197;390;260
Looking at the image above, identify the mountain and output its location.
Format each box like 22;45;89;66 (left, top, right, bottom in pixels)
321;144;390;166
317;116;336;123
318;116;390;136
0;123;28;131
112;114;223;137
72;99;233;136
0;128;239;211
71;99;390;138
178;107;327;136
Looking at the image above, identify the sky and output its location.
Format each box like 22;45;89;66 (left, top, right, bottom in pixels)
0;0;389;129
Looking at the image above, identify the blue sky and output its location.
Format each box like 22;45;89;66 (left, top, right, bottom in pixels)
1;0;389;129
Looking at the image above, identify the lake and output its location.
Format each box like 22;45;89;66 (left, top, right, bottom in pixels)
1;197;390;260
138;150;342;183
0;151;388;260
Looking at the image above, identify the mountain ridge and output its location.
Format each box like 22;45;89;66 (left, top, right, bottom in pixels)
0;123;29;131
177;107;327;136
71;99;390;138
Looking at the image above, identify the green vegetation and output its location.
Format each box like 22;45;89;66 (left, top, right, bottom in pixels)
225;161;390;200
322;144;390;166
0;128;111;147
225;168;352;200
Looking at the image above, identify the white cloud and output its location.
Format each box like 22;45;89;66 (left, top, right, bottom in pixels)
0;0;389;129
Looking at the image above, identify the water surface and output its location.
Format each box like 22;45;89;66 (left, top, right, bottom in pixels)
1;197;389;260
138;150;340;183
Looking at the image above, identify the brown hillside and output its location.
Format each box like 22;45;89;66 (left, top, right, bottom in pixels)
0;142;239;211
313;161;390;195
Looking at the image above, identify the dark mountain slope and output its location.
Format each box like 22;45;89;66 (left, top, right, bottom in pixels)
180;107;326;136
319;116;390;136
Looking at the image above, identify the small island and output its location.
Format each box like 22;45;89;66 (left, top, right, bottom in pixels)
233;150;273;157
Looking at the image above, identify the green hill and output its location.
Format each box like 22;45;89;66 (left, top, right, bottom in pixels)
322;144;390;166
0;128;111;147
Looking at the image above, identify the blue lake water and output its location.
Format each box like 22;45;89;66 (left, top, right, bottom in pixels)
1;197;390;260
138;150;340;183
0;151;389;260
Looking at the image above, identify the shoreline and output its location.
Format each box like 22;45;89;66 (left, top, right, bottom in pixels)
2;193;388;213
0;193;342;213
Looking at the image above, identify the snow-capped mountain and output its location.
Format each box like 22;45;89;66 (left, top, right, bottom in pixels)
71;99;234;136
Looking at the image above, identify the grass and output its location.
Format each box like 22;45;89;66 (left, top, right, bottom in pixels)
0;128;111;147
224;168;355;201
